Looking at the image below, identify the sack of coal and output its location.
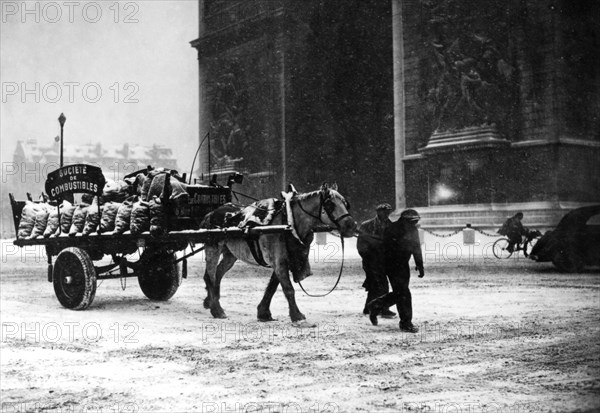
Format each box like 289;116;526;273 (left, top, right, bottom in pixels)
69;203;90;236
130;199;150;234
100;201;121;232
29;203;52;239
114;196;135;234
59;201;76;235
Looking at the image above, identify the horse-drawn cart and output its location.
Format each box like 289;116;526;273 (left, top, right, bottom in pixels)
9;164;290;310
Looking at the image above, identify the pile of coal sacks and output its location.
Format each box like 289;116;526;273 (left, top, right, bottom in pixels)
17;167;189;239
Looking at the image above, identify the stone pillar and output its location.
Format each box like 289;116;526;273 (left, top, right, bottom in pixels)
197;0;211;181
392;0;406;209
279;41;287;190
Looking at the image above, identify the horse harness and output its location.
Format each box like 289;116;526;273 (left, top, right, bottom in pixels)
246;189;350;268
244;200;314;269
244;190;349;298
244;202;285;268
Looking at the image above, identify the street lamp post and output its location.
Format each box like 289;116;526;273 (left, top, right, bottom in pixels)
58;113;66;167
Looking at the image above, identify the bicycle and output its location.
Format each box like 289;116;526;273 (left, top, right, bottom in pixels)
493;230;542;259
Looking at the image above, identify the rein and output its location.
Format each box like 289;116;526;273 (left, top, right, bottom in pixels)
295;190;349;297
298;234;344;297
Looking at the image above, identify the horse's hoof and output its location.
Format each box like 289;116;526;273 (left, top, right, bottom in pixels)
203;299;210;309
211;310;227;319
257;311;276;321
292;320;317;329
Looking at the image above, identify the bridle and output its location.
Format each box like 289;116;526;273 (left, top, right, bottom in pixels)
296;190;351;230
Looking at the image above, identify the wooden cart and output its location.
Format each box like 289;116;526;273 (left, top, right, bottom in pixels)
9;164;290;310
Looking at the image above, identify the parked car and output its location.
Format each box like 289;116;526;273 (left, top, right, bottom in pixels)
529;205;600;272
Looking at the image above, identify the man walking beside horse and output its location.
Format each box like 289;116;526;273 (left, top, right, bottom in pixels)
368;209;424;333
357;203;396;319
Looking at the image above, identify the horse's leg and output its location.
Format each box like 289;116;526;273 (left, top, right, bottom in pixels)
257;272;279;322
203;269;212;309
204;243;228;319
213;246;237;311
274;263;306;323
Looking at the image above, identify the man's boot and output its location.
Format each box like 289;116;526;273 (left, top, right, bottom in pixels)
368;293;397;326
381;309;397;319
400;322;419;333
366;299;383;326
363;290;376;315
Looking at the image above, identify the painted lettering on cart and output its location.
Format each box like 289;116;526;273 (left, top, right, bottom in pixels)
189;193;227;205
58;164;87;178
50;181;99;198
45;164;105;200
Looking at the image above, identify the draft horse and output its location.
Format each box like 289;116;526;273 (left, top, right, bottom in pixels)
201;183;356;324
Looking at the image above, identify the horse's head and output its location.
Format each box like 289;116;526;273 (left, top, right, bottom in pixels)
291;183;357;237
318;183;357;237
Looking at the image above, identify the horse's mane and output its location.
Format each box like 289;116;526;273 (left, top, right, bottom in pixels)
295;190;321;202
296;188;346;201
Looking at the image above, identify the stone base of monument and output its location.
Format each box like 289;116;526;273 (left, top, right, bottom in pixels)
402;201;593;231
419;125;510;154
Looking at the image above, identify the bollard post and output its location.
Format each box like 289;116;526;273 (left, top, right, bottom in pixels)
47;254;53;283
316;231;327;245
463;223;475;244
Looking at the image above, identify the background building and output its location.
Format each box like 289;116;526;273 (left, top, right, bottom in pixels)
2;139;178;238
192;0;599;225
192;0;395;213
13;139;178;184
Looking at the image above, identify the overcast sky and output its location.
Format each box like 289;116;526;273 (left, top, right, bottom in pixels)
1;0;200;174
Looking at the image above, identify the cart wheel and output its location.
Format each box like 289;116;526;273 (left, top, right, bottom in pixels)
492;238;513;259
53;247;97;310
138;251;181;301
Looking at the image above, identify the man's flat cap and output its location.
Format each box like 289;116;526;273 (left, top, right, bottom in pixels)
400;209;421;221
376;203;393;211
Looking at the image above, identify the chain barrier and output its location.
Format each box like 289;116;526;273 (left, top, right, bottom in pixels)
472;227;502;237
338;226;503;239
420;228;462;238
420;227;502;238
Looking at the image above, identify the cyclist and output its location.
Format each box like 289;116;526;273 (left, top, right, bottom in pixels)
498;212;528;253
